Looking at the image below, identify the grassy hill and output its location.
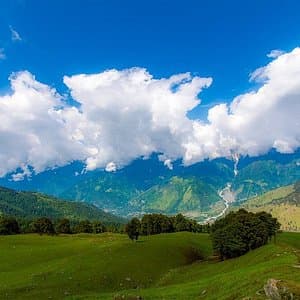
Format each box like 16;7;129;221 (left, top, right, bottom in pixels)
237;181;300;231
0;186;125;223
0;232;299;299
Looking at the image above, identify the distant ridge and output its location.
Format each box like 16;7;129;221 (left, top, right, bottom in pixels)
0;186;125;223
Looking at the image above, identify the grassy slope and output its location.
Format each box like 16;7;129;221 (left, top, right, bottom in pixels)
0;232;211;299
238;182;300;231
0;232;299;300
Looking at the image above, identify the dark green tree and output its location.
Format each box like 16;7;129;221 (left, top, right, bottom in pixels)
56;218;71;234
0;217;20;235
210;209;280;259
74;220;93;233
93;221;106;233
32;217;55;235
125;217;141;241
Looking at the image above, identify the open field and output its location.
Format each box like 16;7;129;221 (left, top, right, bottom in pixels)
0;232;299;299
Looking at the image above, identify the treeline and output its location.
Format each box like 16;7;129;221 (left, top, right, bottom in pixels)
0;216;124;235
125;213;210;240
210;209;280;260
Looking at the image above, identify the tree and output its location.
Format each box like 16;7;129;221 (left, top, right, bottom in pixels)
74;220;93;233
210;209;280;259
32;217;55;235
0;217;20;235
56;218;71;234
125;218;141;241
172;214;191;232
93;221;106;233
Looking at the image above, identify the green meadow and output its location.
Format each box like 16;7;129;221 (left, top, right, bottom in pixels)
0;232;299;299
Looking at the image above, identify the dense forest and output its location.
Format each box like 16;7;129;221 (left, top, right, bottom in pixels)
0;186;125;224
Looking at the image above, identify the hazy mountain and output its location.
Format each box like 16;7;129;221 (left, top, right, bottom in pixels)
0;150;299;220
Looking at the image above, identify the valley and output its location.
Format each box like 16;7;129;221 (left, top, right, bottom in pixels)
0;151;299;224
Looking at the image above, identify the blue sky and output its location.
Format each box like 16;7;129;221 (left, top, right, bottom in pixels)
1;1;300;114
0;0;300;178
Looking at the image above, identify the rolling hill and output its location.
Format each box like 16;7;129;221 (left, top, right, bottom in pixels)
0;232;299;299
237;181;300;231
0;186;125;223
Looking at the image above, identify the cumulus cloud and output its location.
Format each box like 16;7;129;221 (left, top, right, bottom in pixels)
63;68;212;172
0;48;6;60
0;71;88;177
9;26;22;41
267;49;285;58
0;48;300;179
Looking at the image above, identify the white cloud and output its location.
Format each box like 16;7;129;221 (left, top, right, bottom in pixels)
63;68;212;172
105;162;117;172
9;26;22;41
164;159;173;170
0;48;300;179
184;47;300;164
267;49;285;58
0;71;88;177
0;48;6;60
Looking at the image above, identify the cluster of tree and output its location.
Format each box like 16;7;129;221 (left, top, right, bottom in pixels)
0;216;124;235
210;209;280;260
125;213;210;241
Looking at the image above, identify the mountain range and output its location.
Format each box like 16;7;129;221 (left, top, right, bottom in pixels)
0;149;299;222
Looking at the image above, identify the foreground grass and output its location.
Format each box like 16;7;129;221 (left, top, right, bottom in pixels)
0;232;211;299
0;232;299;299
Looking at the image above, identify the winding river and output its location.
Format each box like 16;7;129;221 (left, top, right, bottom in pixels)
204;183;236;223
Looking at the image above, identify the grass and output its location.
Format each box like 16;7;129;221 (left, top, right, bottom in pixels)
0;232;299;299
241;184;295;208
237;183;300;231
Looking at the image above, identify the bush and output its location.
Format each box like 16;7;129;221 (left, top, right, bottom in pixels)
56;218;71;234
32;217;55;235
93;221;106;233
0;217;20;235
125;218;141;241
74;220;93;233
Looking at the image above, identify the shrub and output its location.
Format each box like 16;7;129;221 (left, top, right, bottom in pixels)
32;217;55;235
125;218;141;241
0;217;20;235
56;218;71;234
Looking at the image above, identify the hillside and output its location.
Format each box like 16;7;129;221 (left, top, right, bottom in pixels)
129;176;221;218
237;181;300;231
1;151;299;220
0;232;299;299
232;158;300;200
0;186;125;223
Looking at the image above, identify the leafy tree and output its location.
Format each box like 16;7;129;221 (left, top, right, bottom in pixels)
56;218;71;234
125;217;141;241
32;217;55;235
74;220;93;233
211;209;280;259
172;214;191;232
93;221;106;233
0;217;20;235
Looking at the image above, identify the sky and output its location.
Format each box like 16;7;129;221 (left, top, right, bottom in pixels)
0;0;300;179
